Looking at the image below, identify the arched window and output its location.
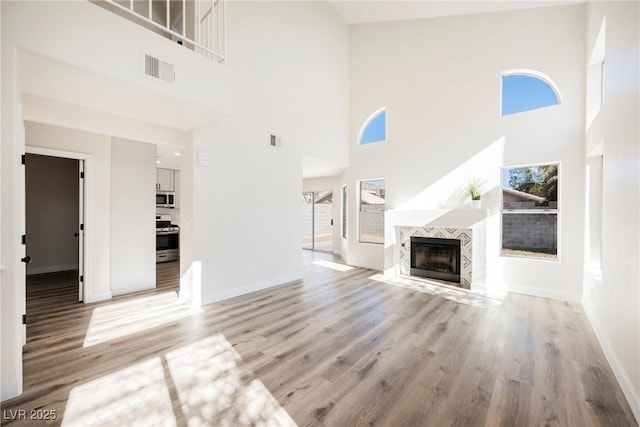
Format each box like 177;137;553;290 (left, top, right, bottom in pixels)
359;108;386;145
501;71;561;116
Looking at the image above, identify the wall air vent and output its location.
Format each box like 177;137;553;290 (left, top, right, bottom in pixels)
144;53;175;83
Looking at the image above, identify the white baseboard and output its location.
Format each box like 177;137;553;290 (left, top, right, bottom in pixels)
200;272;303;306
111;283;155;297
345;259;382;271
84;291;112;304
1;377;22;401
27;264;78;275
583;299;640;423
500;283;581;302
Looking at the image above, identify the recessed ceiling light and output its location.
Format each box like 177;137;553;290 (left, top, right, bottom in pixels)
174;152;181;156
156;160;161;164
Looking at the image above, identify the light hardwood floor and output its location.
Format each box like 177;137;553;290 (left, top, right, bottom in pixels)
1;252;636;426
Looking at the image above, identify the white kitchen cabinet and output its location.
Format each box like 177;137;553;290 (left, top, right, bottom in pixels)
157;168;175;192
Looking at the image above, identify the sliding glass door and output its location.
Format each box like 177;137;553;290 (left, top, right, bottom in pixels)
302;191;333;252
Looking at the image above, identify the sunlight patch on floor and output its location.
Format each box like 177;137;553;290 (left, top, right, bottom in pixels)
83;291;193;347
311;260;354;272
62;357;175;426
165;334;298;426
369;274;504;307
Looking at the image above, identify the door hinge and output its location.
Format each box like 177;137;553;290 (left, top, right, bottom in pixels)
80;224;84;231
21;235;26;245
79;275;84;283
21;154;26;165
22;314;26;325
80;171;85;179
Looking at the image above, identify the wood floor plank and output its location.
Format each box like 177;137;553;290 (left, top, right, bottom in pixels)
1;254;637;427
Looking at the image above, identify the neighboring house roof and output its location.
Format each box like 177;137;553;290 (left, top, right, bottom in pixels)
315;193;333;204
502;188;546;203
361;190;385;205
361;182;380;191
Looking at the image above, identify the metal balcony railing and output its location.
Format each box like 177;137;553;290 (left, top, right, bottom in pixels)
101;0;225;63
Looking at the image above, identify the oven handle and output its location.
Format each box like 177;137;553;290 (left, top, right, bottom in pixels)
156;231;179;236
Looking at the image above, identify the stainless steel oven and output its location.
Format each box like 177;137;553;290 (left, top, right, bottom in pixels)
156;215;179;262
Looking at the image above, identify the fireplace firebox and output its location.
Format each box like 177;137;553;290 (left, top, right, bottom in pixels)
410;236;461;283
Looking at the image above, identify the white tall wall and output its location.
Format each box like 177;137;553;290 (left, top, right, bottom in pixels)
1;24;26;400
25;154;79;275
583;1;640;420
2;1;231;130
178;137;196;305
110;138;156;296
189;1;349;304
345;5;586;300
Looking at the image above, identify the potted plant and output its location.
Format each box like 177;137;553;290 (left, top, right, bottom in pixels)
468;179;483;208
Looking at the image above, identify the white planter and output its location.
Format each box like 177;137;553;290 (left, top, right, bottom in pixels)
470;199;481;209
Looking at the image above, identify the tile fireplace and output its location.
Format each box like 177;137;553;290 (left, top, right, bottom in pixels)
410;236;461;283
397;226;473;289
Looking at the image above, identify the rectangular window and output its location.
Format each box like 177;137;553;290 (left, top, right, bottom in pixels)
501;164;559;260
341;185;347;239
359;179;385;244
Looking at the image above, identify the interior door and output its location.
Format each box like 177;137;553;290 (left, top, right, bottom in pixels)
20;152;27;345
25;150;85;304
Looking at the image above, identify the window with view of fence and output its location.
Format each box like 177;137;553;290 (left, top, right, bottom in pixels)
501;164;559;260
359;179;385;244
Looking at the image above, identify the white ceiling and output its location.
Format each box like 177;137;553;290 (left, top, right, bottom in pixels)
303;155;347;179
156;144;183;170
328;0;585;25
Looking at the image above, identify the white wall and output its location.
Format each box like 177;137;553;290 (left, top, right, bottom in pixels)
23;94;189;148
303;175;344;256
345;5;586;300
2;1;231;130
188;1;349;305
1;15;27;399
110;138;156;296
25;154;79;275
178;138;196;306
583;1;640;421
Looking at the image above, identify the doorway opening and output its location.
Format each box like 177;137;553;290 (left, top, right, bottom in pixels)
24;153;85;307
302;191;333;253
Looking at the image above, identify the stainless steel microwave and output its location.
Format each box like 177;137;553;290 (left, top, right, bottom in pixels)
156;192;175;208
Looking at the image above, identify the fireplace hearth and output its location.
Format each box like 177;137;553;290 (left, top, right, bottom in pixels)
410;236;461;283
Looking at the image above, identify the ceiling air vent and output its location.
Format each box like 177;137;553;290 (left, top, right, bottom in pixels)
144;53;175;83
